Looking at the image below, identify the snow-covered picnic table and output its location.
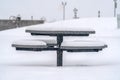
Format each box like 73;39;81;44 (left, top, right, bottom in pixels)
11;26;106;66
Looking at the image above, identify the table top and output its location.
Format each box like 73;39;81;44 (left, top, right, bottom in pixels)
26;26;95;36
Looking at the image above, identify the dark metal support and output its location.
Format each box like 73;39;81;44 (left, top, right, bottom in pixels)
57;35;63;47
57;49;63;66
57;35;63;66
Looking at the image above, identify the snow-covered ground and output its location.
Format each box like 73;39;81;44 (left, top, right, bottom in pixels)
0;17;120;80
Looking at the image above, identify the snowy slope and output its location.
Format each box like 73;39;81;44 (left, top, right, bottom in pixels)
0;17;120;80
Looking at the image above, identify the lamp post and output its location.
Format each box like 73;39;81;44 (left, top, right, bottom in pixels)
62;2;67;20
113;0;117;17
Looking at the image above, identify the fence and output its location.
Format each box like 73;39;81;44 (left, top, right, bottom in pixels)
0;19;44;31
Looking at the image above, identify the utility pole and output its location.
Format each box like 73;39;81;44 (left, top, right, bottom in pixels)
113;0;117;17
73;8;79;19
62;2;67;20
31;16;33;20
98;10;101;18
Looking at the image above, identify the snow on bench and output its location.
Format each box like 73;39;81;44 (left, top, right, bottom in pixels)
61;41;107;52
12;40;48;51
12;39;107;52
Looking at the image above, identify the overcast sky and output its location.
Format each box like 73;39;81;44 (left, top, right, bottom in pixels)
0;0;120;21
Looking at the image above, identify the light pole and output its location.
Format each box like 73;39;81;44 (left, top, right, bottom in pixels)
62;2;67;20
113;0;117;17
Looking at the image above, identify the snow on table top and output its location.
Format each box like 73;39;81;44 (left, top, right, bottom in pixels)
26;25;95;32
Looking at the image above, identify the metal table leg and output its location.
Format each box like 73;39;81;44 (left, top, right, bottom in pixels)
57;35;63;66
57;35;63;47
57;49;63;66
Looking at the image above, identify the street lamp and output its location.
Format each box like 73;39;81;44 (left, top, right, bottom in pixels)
62;1;67;20
113;0;117;17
